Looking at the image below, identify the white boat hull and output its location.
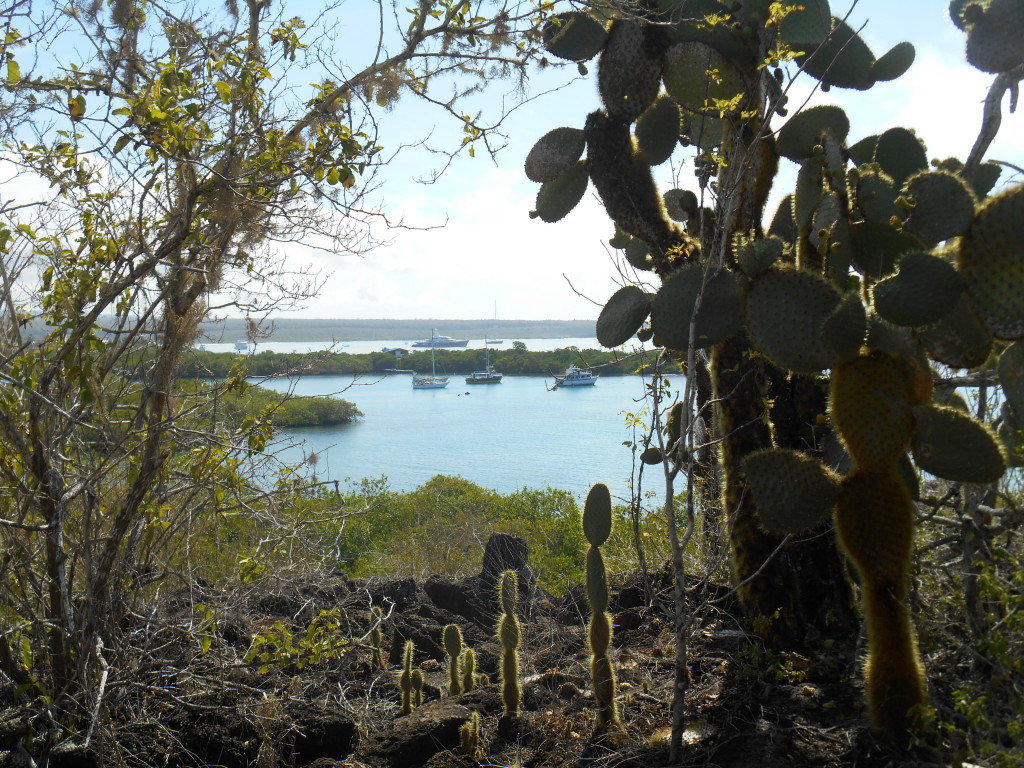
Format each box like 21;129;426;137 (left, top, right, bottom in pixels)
555;365;598;387
413;377;449;389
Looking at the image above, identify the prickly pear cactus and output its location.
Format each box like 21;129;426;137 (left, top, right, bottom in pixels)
525;0;1024;746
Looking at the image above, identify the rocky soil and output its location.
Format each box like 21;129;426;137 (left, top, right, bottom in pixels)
1;534;947;768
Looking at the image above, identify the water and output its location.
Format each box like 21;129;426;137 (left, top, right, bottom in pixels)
257;369;673;504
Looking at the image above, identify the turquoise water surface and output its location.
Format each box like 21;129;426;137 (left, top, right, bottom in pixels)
257;371;676;504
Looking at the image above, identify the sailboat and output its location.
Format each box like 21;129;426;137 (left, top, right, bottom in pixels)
465;338;503;384
413;348;449;389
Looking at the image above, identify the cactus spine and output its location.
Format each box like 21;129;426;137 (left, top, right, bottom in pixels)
496;569;522;718
398;640;415;715
583;483;619;731
442;623;464;696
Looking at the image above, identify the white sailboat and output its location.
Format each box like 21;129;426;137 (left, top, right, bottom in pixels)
413;347;449;389
465;338;503;384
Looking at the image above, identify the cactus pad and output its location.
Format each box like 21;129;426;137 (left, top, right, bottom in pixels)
998;342;1024;419
533;160;588;223
848;134;878;166
583;483;612;547
663;41;743;114
733;233;784;277
443;624;463;659
681;113;725;150
597;286;653;348
902;170;976;244
636;95;681;166
849;220;916;279
823;290;868;362
834;468;915;586
799;18;876;90
624;238;652;270
777;0;832;45
525;127;586;183
873;127;928;187
598;20;665;123
999;414;1024;468
775;105;850;161
586;546;610;613
812;191;854;278
871;41;916;82
854;169;900;224
911;404;1006;482
650;263;743;350
793;158;824;231
769;194;797;242
542;12;609;62
971;161;1003;199
499;570;518;615
949;0;975;29
664;188;699;222
830;351;917;470
862;320;934;404
916;293;994;369
836;466;927;740
746;266;840;373
609;226;631;249
872;251;963;327
963;0;1024;73
744;449;841;534
957;184;1024;339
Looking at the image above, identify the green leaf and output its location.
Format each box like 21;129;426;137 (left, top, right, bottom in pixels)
6;59;20;84
113;134;131;155
216;81;232;104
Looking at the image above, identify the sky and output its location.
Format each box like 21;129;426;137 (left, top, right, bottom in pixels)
10;1;1022;325
279;0;1024;323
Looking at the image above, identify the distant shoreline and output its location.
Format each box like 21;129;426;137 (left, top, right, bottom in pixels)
198;317;596;343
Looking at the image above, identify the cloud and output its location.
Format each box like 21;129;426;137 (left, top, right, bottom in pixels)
291;163;626;320
274;1;1024;322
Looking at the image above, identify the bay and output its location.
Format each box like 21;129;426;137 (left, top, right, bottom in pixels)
257;369;672;505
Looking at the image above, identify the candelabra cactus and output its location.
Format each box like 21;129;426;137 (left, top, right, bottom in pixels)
461;647;477;693
583;483;620;732
411;668;424;709
459;711;482;757
525;0;1024;747
496;569;522;718
442;624;464;696
370;606;385;670
398;640;415;715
